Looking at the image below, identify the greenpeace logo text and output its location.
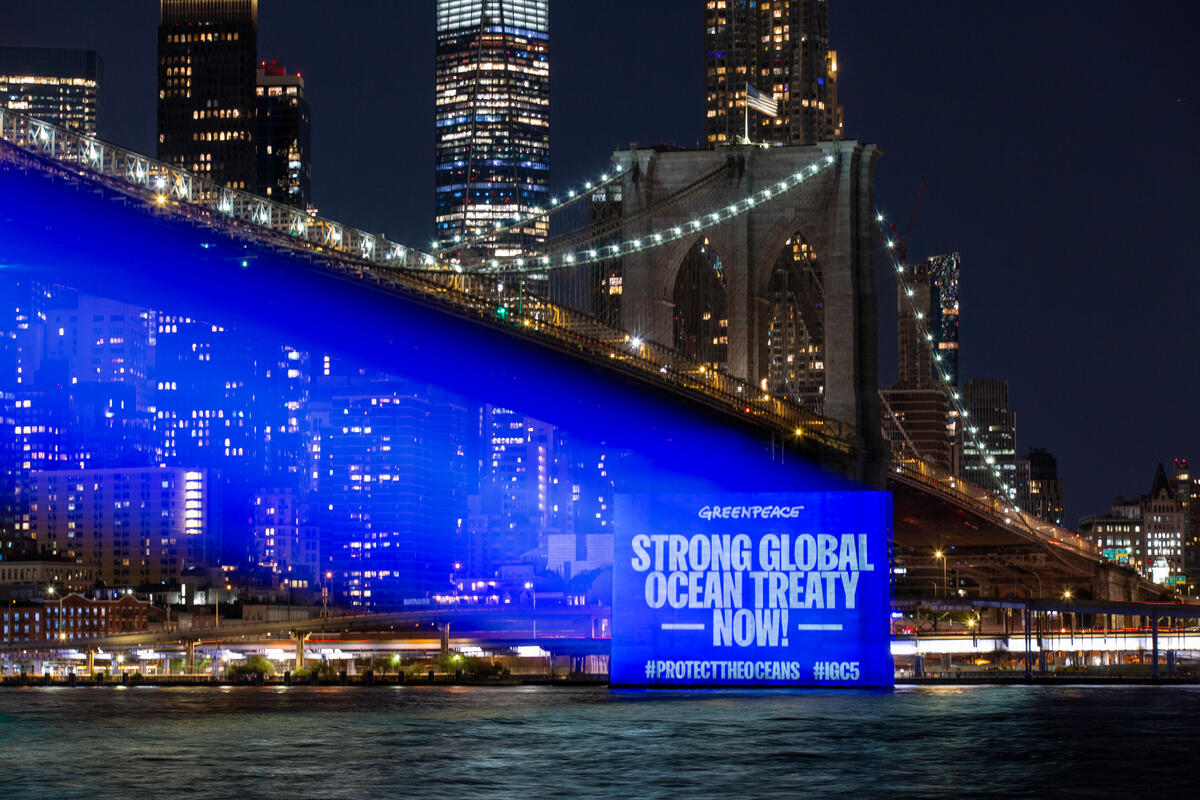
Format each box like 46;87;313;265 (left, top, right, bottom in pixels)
698;505;804;521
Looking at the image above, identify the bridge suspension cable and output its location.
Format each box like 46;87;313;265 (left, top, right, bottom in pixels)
0;111;836;282
530;160;734;261
874;207;1095;557
479;155;838;274
875;208;1015;500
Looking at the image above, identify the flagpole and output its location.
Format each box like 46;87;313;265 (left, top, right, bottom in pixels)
744;81;750;144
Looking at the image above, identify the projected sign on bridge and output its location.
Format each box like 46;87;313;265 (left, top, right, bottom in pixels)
612;492;893;687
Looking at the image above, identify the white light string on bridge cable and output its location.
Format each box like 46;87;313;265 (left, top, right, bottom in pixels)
432;163;630;255
472;154;839;275
873;209;1021;512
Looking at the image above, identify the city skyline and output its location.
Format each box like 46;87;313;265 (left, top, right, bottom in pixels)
4;5;1200;787
1;1;1198;523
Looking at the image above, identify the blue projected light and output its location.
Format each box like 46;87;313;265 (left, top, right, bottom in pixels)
612;492;893;687
0;162;866;614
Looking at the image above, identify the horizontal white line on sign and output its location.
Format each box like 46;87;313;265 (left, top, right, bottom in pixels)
796;624;844;631
661;623;706;631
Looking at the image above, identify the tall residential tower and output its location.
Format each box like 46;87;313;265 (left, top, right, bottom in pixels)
157;0;258;188
435;0;550;257
704;0;843;146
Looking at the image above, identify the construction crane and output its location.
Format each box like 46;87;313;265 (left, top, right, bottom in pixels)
888;176;926;264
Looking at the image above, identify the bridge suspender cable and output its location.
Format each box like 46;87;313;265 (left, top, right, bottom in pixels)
434;164;631;257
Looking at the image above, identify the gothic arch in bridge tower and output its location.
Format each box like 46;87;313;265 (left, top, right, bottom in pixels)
671;237;730;371
759;232;827;417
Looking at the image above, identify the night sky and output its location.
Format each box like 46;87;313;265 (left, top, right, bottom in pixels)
4;1;1198;523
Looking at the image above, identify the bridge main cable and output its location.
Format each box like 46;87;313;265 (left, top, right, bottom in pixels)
477;154;839;274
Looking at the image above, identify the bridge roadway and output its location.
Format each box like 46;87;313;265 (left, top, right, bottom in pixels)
0;110;1164;600
889;459;1165;601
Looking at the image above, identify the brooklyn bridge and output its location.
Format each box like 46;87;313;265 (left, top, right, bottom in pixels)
0;109;1166;674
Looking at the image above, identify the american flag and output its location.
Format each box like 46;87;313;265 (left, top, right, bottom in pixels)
746;84;779;118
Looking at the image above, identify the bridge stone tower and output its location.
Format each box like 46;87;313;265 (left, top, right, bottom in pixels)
611;141;883;483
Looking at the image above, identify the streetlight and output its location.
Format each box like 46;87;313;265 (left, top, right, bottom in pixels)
322;571;332;618
934;551;947;597
45;586;63;640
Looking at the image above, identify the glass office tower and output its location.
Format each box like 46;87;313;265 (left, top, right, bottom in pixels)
435;0;550;258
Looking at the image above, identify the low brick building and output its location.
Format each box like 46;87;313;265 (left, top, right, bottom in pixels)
2;593;151;644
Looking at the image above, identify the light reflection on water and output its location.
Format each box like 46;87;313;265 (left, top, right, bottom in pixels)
0;685;1196;797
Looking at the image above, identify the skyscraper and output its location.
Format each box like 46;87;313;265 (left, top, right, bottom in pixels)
1015;448;1064;525
157;0;258;188
961;379;1017;496
435;0;550;257
256;61;311;208
880;254;961;471
704;0;843;146
0;46;103;135
927;253;961;387
314;379;472;609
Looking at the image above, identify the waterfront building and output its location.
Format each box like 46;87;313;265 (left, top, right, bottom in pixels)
544;438;615;580
0;558;95;599
45;592;150;640
157;0;258;188
1141;462;1184;581
255;61;310;208
435;0;550;257
474;406;556;575
26;467;218;587
961;379;1016;496
704;0;842;146
1079;511;1141;566
0;45;102;135
0;592;150;645
1079;465;1186;584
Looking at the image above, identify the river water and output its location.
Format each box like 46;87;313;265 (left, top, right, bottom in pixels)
0;685;1194;797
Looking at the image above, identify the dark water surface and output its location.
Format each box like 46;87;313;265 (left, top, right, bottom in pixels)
0;685;1194;798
